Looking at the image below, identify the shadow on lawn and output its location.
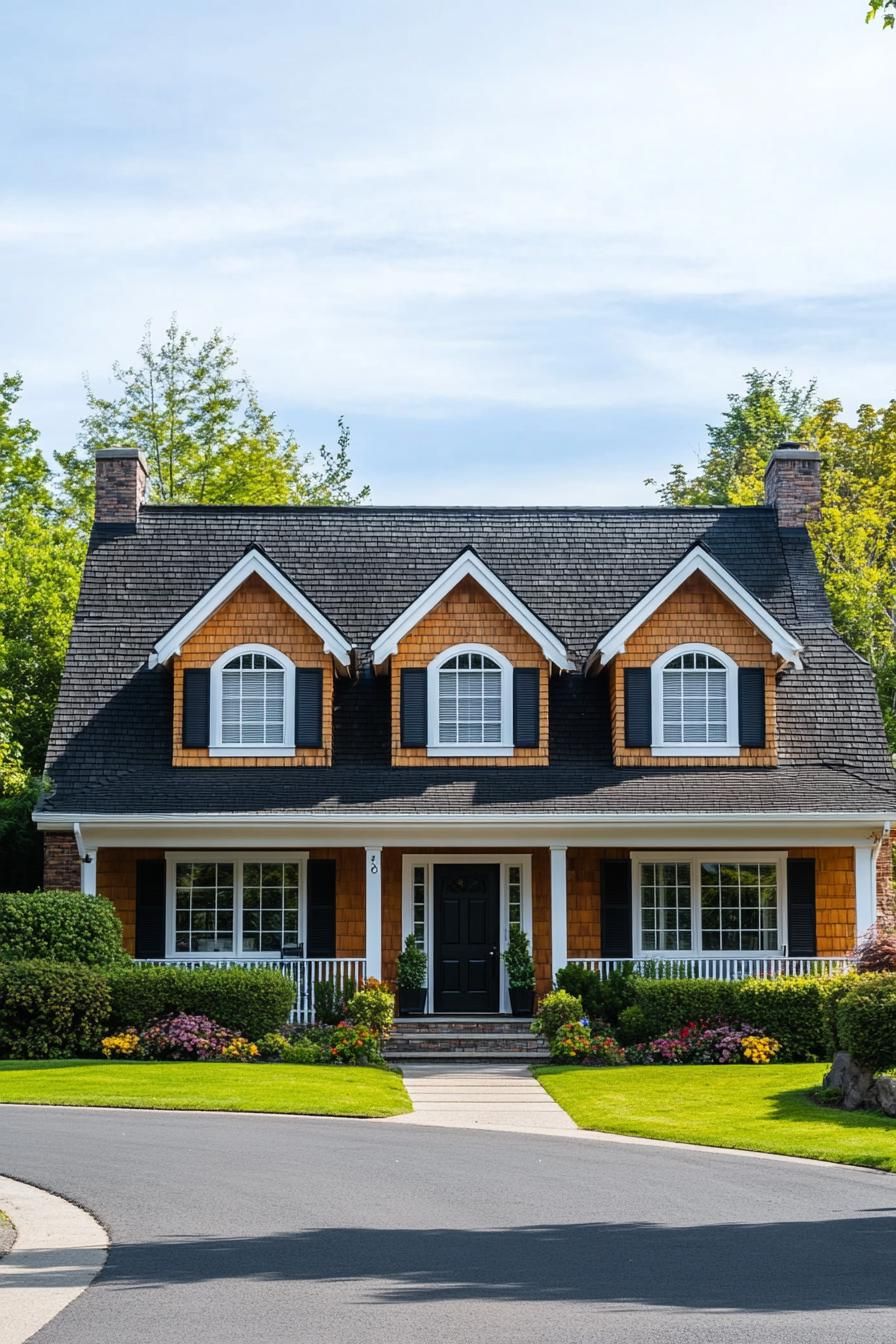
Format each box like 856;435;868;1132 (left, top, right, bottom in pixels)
770;1085;896;1132
8;1216;896;1311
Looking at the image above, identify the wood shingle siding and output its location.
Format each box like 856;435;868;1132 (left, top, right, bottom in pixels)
610;573;779;767
389;577;550;766
172;573;333;767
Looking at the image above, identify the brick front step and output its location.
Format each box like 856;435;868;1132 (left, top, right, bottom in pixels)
385;1018;549;1062
392;1016;535;1035
387;1051;552;1063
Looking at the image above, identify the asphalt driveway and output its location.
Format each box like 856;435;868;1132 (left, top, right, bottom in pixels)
2;1105;896;1343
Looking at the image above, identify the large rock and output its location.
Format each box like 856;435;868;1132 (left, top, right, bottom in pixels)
873;1074;896;1118
823;1051;876;1110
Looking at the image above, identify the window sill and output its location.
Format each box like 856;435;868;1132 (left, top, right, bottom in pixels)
651;745;740;758
209;746;296;758
426;745;514;758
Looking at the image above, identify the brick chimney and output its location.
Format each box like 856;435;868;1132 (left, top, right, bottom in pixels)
763;442;822;528
94;448;148;526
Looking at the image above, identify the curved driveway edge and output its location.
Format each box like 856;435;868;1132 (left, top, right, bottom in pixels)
0;1174;108;1343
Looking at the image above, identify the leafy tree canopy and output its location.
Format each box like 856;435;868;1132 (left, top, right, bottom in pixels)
867;1;896;29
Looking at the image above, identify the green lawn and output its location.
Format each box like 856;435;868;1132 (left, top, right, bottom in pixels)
0;1060;412;1118
535;1064;896;1172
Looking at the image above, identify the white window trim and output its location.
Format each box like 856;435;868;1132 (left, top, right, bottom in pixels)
426;643;514;757
208;643;295;758
401;854;533;1013
165;850;309;958
650;642;739;758
630;850;788;958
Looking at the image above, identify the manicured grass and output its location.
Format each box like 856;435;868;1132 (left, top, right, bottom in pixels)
0;1060;412;1118
535;1064;896;1172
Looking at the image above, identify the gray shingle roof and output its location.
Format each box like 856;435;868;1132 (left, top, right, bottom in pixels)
39;504;896;818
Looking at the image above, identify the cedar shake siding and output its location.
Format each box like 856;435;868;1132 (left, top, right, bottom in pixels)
172;572;333;767
610;572;778;767
389;576;550;766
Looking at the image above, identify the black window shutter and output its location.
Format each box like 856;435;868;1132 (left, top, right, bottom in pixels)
513;667;540;747
601;858;633;958
295;667;323;748
182;668;210;748
624;668;652;748
134;858;166;959
786;858;816;957
738;668;766;748
400;668;428;747
306;858;336;957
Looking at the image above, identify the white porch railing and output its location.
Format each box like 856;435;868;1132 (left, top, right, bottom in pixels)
570;956;853;982
134;957;367;1024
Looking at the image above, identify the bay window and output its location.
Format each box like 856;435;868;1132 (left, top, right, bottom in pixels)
632;852;785;956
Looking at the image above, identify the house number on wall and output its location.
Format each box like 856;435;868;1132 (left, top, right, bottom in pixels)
369;854;379;875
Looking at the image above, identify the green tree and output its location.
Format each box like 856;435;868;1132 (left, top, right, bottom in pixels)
650;375;896;750
646;369;818;506
867;1;896;29
56;317;369;533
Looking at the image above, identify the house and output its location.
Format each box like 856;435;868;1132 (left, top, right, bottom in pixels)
36;445;896;1019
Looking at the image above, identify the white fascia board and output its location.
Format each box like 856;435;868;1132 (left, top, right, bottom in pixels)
148;549;353;669
588;547;804;672
370;549;573;669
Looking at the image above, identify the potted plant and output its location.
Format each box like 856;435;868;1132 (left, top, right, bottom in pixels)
503;926;536;1016
396;932;428;1015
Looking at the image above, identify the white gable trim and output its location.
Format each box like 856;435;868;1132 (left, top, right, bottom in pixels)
588;546;803;672
148;548;353;670
370;549;573;669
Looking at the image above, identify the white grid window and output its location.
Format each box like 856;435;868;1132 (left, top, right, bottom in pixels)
221;652;286;746
640;862;693;952
242;861;300;953
662;651;727;745
412;865;426;949
508;864;523;932
437;651;503;746
700;862;779;953
174;862;235;953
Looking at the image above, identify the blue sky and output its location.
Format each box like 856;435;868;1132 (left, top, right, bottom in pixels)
3;1;894;504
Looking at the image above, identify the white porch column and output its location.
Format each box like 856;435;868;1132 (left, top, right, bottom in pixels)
855;843;877;940
365;847;382;979
74;823;97;895
550;845;568;979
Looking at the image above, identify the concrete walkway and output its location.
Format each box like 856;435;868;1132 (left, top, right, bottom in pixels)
388;1062;578;1133
0;1173;108;1343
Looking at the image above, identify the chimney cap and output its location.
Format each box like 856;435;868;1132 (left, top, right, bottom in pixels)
95;447;149;467
764;442;821;476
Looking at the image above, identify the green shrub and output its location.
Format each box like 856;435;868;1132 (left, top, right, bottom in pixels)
503;926;535;991
346;980;394;1041
254;1031;290;1060
533;989;583;1044
555;963;636;1026
0;890;126;967
616;1003;649;1046
835;974;896;1071
0;959;110;1058
106;965;295;1040
735;976;839;1062
631;978;738;1039
396;934;427;991
313;976;356;1025
282;1038;326;1064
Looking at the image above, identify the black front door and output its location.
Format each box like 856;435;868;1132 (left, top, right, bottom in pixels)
434;864;500;1013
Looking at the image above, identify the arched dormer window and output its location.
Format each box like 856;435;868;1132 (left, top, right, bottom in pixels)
427;644;513;756
209;643;295;756
651;643;738;756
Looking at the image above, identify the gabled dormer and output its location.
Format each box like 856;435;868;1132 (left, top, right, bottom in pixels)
371;548;572;767
149;546;353;767
587;546;803;768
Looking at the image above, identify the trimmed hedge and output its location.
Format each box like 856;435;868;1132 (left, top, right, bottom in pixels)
835;974;896;1072
629;974;864;1062
106;965;296;1040
0;960;110;1058
0;890;127;967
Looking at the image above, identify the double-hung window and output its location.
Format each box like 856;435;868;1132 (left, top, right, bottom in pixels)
633;852;785;956
209;644;295;756
651;643;738;757
427;644;513;756
167;853;307;956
